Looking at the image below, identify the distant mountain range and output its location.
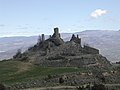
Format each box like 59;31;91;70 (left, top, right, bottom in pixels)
0;30;120;62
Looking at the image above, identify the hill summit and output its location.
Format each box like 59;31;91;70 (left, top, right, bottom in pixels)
13;27;110;67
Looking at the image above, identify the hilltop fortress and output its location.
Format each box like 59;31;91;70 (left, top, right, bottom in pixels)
14;27;110;67
34;27;99;54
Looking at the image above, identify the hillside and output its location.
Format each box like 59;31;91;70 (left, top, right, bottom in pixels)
11;27;111;68
0;28;120;90
0;60;120;90
0;60;83;85
0;36;38;60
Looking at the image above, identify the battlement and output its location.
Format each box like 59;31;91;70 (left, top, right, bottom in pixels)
70;34;81;45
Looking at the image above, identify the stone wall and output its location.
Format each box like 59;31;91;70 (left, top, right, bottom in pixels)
83;45;99;54
34;54;110;68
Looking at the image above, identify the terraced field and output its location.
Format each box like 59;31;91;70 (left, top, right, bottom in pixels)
0;60;86;85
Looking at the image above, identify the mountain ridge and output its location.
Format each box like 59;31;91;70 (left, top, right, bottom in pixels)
0;30;120;62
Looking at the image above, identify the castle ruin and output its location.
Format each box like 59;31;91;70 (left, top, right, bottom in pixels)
22;27;104;67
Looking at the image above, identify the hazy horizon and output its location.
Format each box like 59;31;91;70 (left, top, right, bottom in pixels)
0;29;119;38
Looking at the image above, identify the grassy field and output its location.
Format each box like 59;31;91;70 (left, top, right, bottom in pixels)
0;60;86;85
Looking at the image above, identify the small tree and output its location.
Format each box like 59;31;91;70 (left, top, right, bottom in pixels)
59;77;64;84
91;84;107;90
13;49;22;59
0;83;5;90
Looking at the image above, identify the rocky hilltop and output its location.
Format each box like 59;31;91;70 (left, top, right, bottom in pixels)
1;28;120;90
13;27;110;67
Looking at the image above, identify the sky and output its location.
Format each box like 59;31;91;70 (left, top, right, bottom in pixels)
0;0;120;37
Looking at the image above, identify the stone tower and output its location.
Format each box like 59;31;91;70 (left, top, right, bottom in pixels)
49;27;64;46
41;34;45;41
53;27;60;38
54;27;59;35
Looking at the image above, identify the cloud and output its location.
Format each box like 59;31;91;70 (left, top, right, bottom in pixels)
0;24;5;27
16;26;28;29
90;9;107;18
17;27;28;29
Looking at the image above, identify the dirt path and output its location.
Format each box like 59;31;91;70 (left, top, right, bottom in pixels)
16;62;32;73
105;84;120;87
22;84;120;90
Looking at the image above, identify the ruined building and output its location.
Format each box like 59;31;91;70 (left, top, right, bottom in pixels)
17;27;110;67
34;27;99;54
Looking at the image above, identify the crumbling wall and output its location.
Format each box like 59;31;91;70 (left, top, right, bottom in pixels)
83;45;99;54
70;34;81;45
